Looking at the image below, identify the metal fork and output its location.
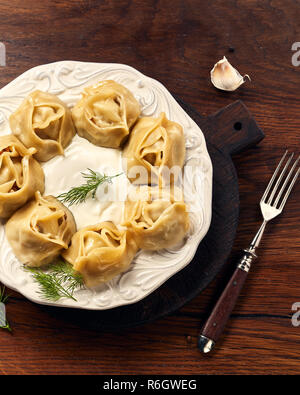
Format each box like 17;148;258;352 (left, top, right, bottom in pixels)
198;151;300;353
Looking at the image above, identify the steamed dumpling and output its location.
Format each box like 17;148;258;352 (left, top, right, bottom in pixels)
123;112;185;186
123;186;189;250
0;135;44;219
6;192;76;267
9;90;76;162
71;80;141;148
63;221;137;287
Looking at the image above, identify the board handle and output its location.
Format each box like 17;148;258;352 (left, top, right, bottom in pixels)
207;100;264;156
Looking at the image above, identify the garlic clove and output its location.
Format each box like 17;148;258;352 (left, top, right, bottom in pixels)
210;56;250;91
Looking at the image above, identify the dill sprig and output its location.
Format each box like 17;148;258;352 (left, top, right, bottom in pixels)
0;285;9;304
25;260;84;302
57;168;123;206
0;285;11;332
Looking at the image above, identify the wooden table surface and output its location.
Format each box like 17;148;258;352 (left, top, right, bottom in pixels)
0;0;299;375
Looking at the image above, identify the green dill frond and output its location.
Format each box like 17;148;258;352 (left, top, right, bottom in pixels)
57;168;123;206
25;260;84;302
0;285;11;332
0;285;9;304
0;322;12;332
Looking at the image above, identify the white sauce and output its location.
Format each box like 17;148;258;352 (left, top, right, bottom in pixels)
42;135;131;230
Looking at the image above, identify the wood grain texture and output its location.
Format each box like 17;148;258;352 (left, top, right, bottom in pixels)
0;0;299;375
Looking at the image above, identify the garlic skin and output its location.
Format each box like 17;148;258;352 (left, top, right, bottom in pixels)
210;56;250;91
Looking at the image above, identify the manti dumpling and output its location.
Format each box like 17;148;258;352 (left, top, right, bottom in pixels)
71;80;141;148
123;186;189;250
63;221;137;287
9;90;76;162
0;135;44;219
123;112;186;186
6;191;76;267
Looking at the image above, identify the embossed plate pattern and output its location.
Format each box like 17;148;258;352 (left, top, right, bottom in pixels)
0;61;212;310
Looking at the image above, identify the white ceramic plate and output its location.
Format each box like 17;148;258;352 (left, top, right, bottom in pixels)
0;61;212;310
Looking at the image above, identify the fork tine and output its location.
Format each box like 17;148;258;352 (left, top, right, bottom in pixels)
274;155;300;207
279;166;300;211
267;152;294;204
261;150;288;203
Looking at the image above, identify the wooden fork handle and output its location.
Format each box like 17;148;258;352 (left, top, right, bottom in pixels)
198;250;255;353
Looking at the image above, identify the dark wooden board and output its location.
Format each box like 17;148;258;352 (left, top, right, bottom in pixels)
47;99;264;330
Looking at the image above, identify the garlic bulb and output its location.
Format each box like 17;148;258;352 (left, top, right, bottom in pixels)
210;56;250;91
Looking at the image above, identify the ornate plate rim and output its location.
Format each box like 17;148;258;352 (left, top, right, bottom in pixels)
0;61;213;310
